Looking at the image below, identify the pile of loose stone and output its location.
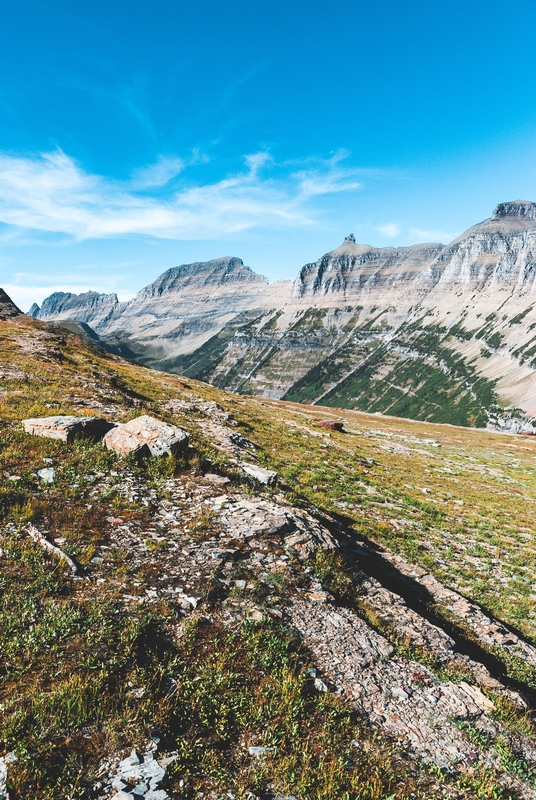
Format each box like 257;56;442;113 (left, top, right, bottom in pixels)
91;744;177;800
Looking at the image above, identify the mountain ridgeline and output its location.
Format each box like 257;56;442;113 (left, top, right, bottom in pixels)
30;201;536;429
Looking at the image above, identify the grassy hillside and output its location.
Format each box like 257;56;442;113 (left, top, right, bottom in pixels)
1;314;536;799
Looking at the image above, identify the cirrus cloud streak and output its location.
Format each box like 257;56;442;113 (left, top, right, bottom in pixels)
0;150;363;241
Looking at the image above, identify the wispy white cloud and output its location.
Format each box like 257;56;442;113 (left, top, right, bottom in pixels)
131;156;185;188
0;149;363;241
377;222;401;238
410;227;456;244
244;152;271;174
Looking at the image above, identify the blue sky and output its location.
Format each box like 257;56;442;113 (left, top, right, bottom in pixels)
2;0;536;310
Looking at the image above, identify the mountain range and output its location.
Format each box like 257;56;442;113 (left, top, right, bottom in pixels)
30;200;536;429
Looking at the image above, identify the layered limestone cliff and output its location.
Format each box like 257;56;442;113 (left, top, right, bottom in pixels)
100;256;292;368
292;240;444;301
31;201;536;428
31;290;119;329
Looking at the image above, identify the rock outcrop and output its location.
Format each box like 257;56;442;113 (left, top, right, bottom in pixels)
22;415;115;442
103;415;189;458
30;290;119;329
240;462;278;485
493;199;536;222
0;288;22;319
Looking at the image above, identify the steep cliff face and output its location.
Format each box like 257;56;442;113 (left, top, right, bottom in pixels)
30;202;536;428
292;240;444;300
32;291;119;329
421;202;536;294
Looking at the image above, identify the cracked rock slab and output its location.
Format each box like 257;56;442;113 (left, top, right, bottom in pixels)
379;549;536;668
284;600;526;776
104;415;188;458
22;414;115;443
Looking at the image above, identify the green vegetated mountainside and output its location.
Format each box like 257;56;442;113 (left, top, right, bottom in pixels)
168;304;535;435
3;304;536;798
170;306;342;402
175;314;502;428
284;320;501;427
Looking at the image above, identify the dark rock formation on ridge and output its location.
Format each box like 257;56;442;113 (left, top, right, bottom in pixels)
0;288;22;319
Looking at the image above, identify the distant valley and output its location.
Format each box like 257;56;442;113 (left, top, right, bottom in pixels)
30;200;536;429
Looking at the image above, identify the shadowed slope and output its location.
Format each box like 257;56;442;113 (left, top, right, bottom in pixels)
0;288;22;319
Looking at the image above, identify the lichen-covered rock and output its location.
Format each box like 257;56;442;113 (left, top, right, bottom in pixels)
102;426;151;458
22;415;115;443
103;415;188;458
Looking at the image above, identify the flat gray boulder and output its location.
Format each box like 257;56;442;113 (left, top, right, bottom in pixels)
241;462;278;485
22;415;115;443
103;415;188;458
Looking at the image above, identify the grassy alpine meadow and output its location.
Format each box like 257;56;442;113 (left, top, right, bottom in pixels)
234;396;536;643
0;537;507;800
1;314;536;798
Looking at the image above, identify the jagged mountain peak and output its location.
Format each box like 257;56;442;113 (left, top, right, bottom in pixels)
492;199;536;220
448;200;536;245
140;256;267;299
39;290;119;311
0;288;22;319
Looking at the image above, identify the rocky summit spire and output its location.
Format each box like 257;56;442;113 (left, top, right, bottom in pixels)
344;233;356;244
0;288;22;319
492;200;536;220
